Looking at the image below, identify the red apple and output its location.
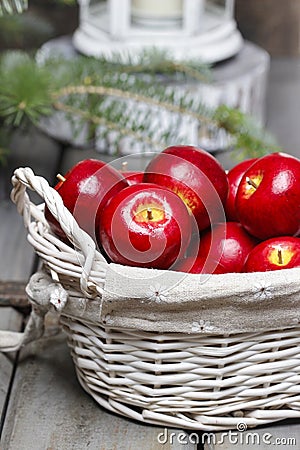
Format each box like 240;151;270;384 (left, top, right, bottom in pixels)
244;236;300;272
225;158;257;221
185;230;201;259
198;222;258;273
236;152;300;240
119;161;144;185
123;172;144;185
99;183;192;269
173;255;227;274
143;145;228;231
45;158;128;240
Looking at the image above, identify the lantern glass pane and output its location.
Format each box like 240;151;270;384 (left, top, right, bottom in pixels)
87;0;103;16
206;0;227;15
131;0;183;27
84;0;107;28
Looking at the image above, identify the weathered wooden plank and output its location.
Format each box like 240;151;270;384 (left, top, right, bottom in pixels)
0;128;61;285
0;132;61;438
204;421;299;449
1;332;196;450
0;307;23;419
0;281;28;307
0;200;33;427
0;202;34;282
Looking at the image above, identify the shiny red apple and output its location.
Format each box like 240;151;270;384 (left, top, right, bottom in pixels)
45;158;128;240
123;172;144;185
236;152;300;240
244;236;300;272
99;183;192;269
225;158;257;221
198;222;258;273
143;145;228;231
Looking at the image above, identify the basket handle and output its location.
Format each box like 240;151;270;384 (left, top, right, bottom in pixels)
0;272;68;353
11;167;108;297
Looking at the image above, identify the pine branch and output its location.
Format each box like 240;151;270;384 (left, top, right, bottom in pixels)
0;50;280;160
53;85;213;125
214;105;281;158
0;51;53;127
53;100;163;148
82;48;212;83
53;85;275;159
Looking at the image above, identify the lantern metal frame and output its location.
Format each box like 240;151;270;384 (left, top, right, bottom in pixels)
73;0;243;63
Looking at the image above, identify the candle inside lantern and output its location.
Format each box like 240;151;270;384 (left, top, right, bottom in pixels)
131;0;183;25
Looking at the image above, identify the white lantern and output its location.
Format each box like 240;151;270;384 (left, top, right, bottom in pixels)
73;0;243;63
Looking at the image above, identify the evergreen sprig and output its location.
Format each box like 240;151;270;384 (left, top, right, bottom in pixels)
0;51;53;127
94;48;212;83
0;49;280;160
214;105;281;159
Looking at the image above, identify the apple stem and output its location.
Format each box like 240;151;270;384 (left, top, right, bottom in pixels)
246;176;258;189
278;249;283;265
121;161;128;172
56;174;66;183
147;208;153;220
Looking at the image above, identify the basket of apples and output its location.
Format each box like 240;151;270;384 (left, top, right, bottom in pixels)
2;146;300;431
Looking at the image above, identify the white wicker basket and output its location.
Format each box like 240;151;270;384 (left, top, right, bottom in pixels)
1;166;300;431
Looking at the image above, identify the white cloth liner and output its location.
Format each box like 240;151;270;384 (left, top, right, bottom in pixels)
100;264;300;334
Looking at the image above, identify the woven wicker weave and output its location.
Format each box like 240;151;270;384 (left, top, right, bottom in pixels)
1;166;300;431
